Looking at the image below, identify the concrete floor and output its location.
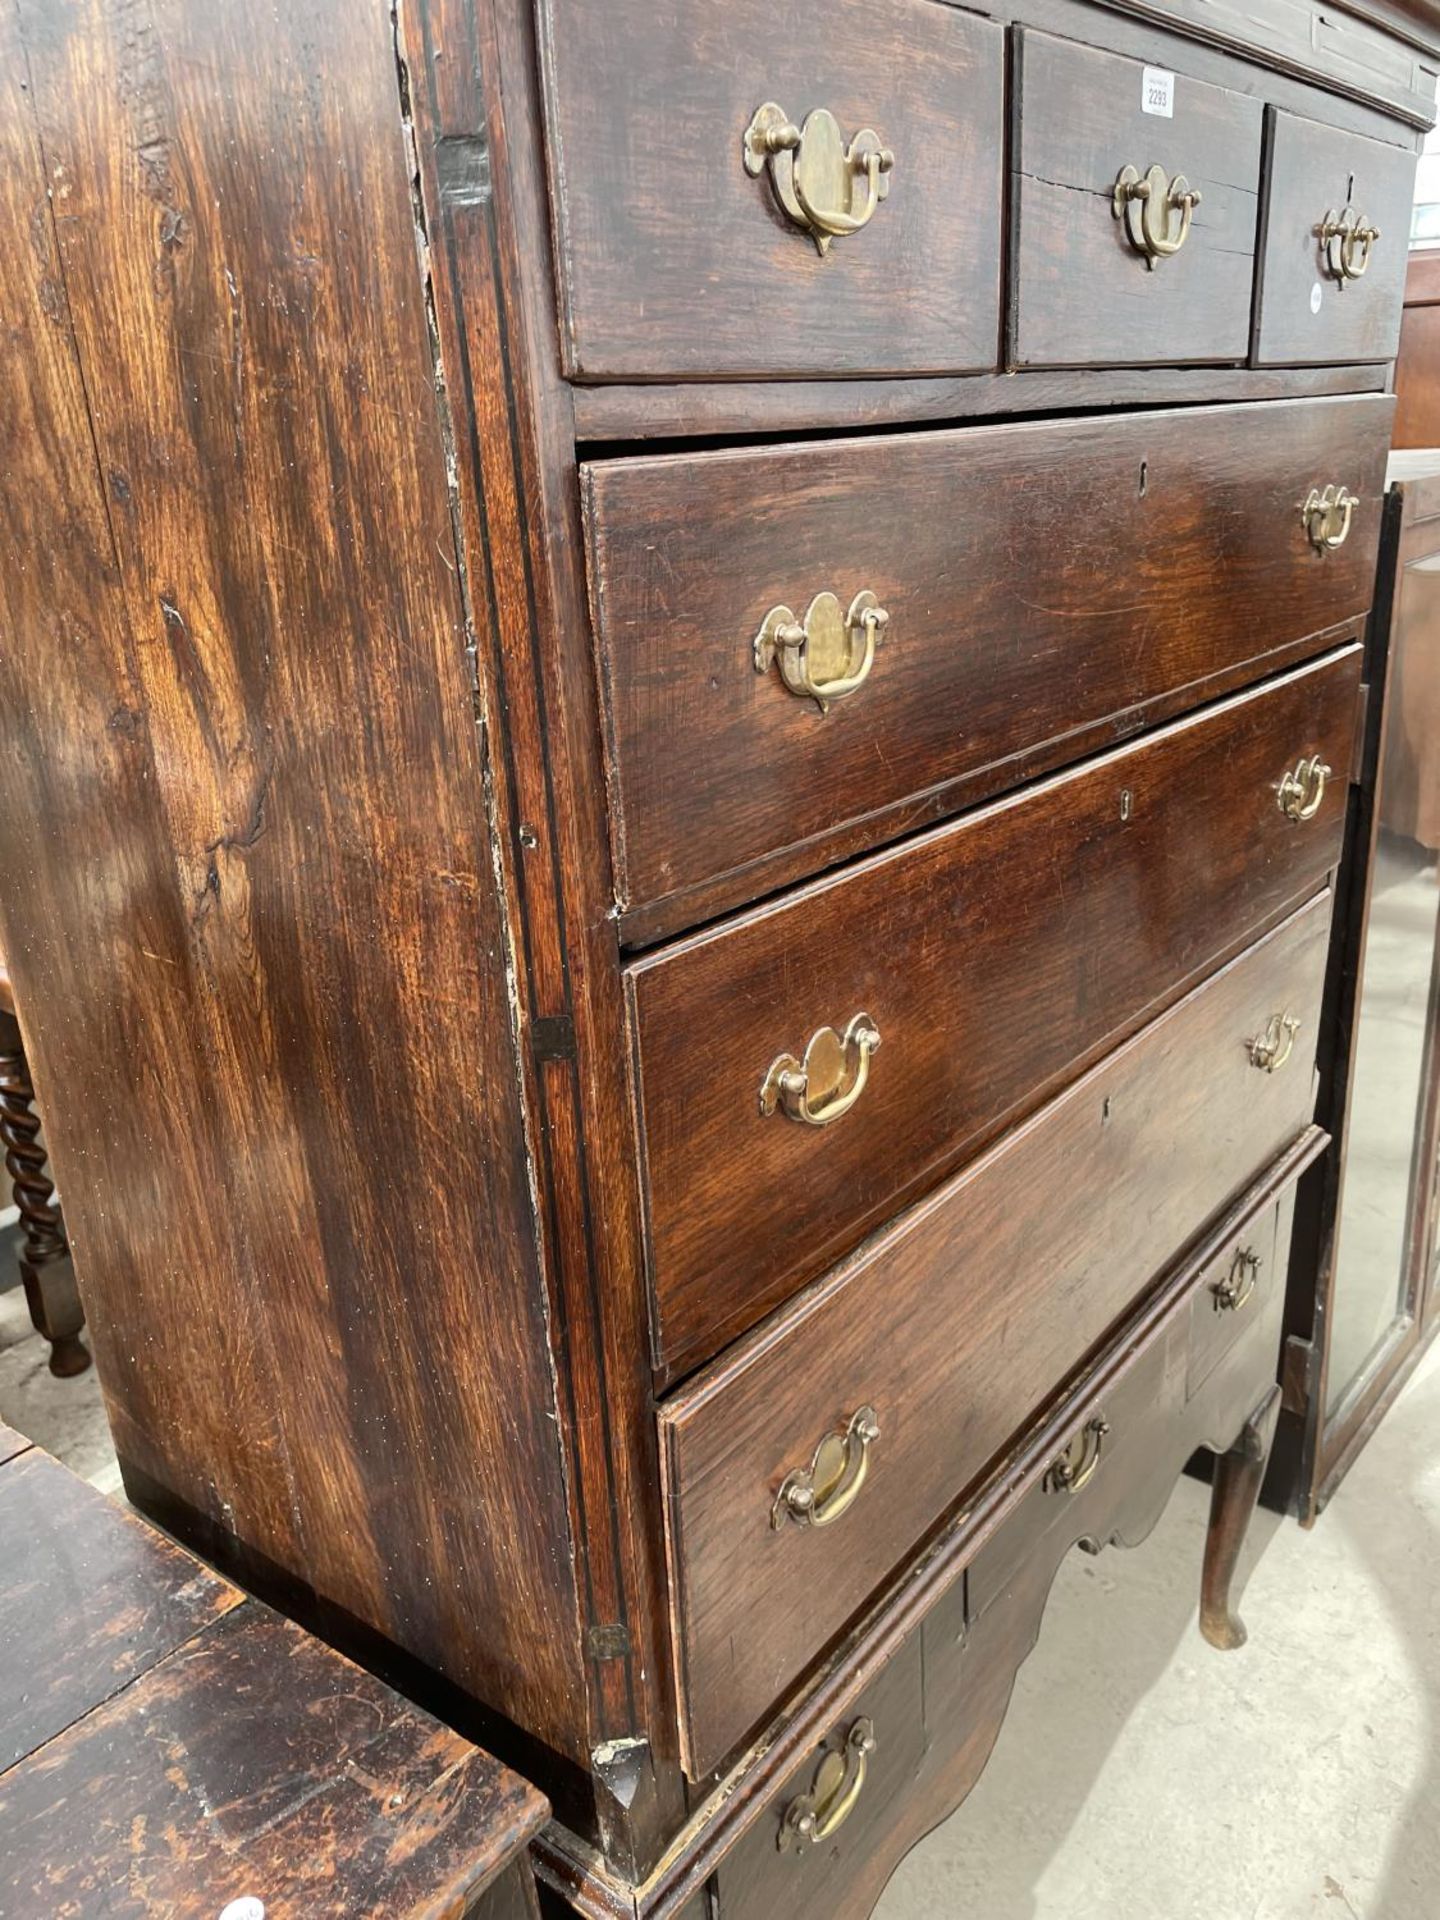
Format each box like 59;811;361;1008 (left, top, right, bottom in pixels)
4;1292;1437;1918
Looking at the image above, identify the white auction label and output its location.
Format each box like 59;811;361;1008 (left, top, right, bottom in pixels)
1142;66;1175;116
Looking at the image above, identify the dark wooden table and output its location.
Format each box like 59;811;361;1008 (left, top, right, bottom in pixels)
0;1422;548;1917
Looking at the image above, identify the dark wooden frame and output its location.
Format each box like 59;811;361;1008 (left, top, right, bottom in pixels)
1274;481;1440;1520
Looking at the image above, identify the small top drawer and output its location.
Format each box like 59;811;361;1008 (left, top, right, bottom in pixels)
1010;31;1263;368
536;0;1004;380
1255;110;1417;366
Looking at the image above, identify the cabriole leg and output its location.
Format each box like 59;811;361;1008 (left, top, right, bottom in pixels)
1200;1384;1280;1651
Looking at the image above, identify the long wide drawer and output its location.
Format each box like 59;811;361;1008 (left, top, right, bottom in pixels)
631;647;1360;1379
586;394;1391;938
659;892;1331;1775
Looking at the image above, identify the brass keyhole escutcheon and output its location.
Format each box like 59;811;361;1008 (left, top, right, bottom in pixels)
1301;484;1358;552
760;1013;880;1127
1212;1246;1262;1313
744;102;894;254
772;1404;881;1531
1276;754;1331;822
1317;205;1380;285
779;1717;877;1850
1112;163;1201;268
754;590;888;712
1248;1010;1301;1074
1044;1415;1110;1495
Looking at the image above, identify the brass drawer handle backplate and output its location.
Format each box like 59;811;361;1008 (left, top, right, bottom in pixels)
1112;163;1201;267
1044;1415;1110;1495
1276;753;1331;822
1317;205;1380;284
779;1717;877;1851
761;1013;880;1127
1249;1010;1302;1074
744;102;895;255
1212;1245;1262;1314
1301;484;1357;551
754;590;888;712
772;1404;881;1531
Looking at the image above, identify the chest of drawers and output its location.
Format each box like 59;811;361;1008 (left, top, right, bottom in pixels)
1;0;1435;1916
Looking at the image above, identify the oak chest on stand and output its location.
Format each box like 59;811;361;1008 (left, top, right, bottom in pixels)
1;0;1436;1915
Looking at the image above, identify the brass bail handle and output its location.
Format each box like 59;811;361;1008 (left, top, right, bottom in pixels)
745;102;895;254
1113;163;1201;268
1301;484;1358;552
780;1718;877;1851
754;589;888;712
760;1013;881;1128
772;1404;881;1531
1213;1245;1262;1314
1044;1415;1110;1495
1248;1010;1302;1074
1318;205;1380;284
1276;753;1331;823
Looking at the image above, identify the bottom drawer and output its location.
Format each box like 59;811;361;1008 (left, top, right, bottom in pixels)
714;1635;925;1920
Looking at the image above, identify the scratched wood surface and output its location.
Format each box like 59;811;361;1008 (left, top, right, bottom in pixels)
0;0;585;1757
0;1446;548;1920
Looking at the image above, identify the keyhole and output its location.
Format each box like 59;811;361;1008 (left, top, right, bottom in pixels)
1102;1097;1114;1125
1347;171;1355;200
1138;460;1148;498
1120;788;1133;822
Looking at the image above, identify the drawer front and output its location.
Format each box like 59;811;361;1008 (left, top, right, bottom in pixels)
536;0;1004;380
970;1183;1299;1622
1255;111;1416;366
633;649;1360;1380
1186;1195;1290;1398
712;1632;924;1920
588;395;1391;938
659;893;1331;1774
1010;32;1263;369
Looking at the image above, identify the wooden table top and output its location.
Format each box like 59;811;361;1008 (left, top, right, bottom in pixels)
0;1427;548;1917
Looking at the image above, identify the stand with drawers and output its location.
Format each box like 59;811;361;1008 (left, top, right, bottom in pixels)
1;0;1436;1916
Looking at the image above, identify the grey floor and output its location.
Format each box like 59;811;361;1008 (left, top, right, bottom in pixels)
4;1296;1437;1918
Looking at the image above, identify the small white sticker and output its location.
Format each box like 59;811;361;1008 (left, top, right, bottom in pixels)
1310;281;1324;314
1142;66;1175;117
219;1901;265;1920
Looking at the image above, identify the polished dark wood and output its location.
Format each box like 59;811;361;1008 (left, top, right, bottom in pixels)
633;651;1359;1379
0;1445;548;1920
1254;109;1417;365
0;992;87;1377
0;0;588;1766
536;0;1004;380
1200;1384;1283;1646
0;0;1429;1908
1010;30;1262;369
588;396;1390;937
661;896;1329;1774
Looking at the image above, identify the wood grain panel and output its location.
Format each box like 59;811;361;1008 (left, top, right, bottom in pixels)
0;1600;548;1919
1011;31;1263;368
1;0;585;1754
0;1449;242;1770
659;893;1330;1773
537;0;1003;379
587;395;1391;937
632;649;1359;1380
1255;108;1417;364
